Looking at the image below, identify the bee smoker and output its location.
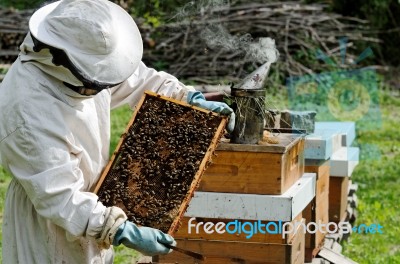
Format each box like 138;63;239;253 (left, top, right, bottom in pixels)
231;62;272;144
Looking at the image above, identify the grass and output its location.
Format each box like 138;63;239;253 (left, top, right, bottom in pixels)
0;84;399;263
0;167;11;263
264;83;400;263
341;89;400;263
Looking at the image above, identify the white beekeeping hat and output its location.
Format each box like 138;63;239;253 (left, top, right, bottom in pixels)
29;0;143;86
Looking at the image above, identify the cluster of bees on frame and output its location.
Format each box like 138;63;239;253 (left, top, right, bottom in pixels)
98;96;222;233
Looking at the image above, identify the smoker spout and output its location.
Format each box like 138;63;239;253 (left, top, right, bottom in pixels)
233;62;272;91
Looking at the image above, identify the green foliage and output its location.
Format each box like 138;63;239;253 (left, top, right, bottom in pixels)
342;99;400;263
129;0;187;26
114;246;139;264
110;105;133;155
0;167;11;263
333;0;400;65
305;0;400;65
0;67;8;75
0;0;45;9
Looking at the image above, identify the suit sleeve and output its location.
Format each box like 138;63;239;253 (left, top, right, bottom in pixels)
110;61;195;109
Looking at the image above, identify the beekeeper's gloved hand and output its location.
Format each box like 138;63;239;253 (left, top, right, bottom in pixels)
113;221;176;256
187;91;235;132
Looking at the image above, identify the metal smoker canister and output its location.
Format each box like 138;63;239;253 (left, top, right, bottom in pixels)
231;88;265;144
231;62;271;144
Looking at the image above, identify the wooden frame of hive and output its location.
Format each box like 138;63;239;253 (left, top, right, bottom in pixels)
93;91;227;235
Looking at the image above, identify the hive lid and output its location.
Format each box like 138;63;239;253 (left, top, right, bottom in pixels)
217;132;304;154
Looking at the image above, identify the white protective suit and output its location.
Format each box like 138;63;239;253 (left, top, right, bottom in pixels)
0;33;193;263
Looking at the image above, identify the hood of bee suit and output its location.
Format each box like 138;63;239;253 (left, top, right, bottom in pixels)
26;0;143;88
19;33;86;93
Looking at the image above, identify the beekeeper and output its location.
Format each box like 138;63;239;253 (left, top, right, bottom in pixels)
0;0;234;263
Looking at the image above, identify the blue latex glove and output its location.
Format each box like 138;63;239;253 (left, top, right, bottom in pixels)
113;221;176;256
187;91;235;132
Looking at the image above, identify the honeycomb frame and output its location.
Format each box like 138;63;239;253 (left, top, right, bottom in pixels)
93;91;227;234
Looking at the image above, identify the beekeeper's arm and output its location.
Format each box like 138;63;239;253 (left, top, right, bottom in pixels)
110;61;194;109
110;62;235;131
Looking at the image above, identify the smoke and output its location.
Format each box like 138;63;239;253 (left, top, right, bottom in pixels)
172;0;279;65
171;0;230;20
200;25;279;64
200;25;252;53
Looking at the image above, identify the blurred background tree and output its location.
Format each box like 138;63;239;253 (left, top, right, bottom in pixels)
0;0;399;67
306;0;400;65
130;0;400;67
0;0;43;9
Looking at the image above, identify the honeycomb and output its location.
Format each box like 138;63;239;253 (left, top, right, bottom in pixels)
94;91;227;234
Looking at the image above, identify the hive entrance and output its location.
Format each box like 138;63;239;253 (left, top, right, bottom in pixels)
94;91;226;234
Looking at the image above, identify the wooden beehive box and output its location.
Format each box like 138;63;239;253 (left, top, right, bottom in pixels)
198;133;305;195
329;176;350;223
94;91;227;234
303;159;330;261
155;218;306;264
174;212;303;244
